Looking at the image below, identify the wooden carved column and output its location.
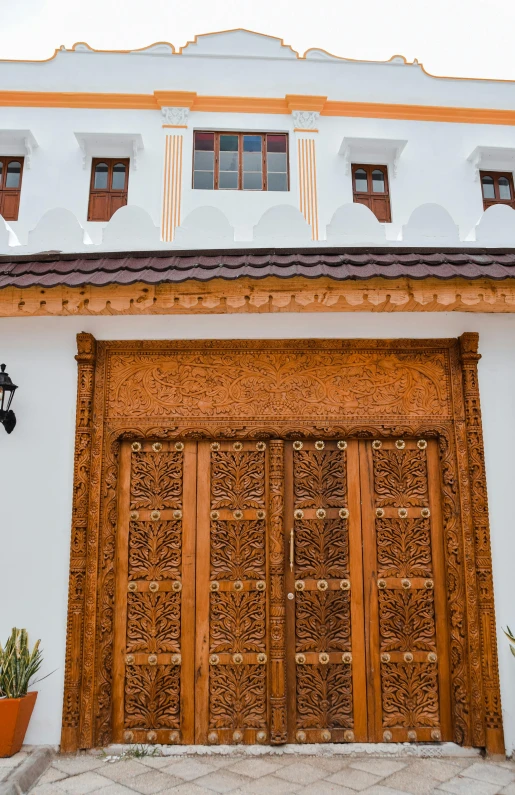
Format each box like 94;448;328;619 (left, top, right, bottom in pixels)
61;332;97;752
269;440;287;743
459;332;504;754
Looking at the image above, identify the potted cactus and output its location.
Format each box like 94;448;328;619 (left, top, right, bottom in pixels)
0;629;44;757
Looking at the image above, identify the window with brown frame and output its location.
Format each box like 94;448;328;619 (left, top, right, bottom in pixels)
0;157;24;221
351;164;391;223
193;132;289;191
87;158;129;222
480;170;515;211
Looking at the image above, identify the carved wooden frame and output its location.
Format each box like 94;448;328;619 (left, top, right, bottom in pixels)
61;333;504;754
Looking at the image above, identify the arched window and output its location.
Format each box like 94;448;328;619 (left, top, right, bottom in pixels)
372;169;386;193
0;157;24;221
88;158;130;222
93;162;109;190
481;175;495;200
480;171;515;210
352;164;391;222
353;168;368;193
112;162;127;190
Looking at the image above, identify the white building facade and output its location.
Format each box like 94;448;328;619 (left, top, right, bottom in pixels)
1;29;515;756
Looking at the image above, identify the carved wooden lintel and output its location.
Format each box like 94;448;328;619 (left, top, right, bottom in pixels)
61;332;97;753
459;332;505;754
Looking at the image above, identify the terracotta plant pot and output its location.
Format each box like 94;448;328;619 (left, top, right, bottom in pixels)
0;692;37;757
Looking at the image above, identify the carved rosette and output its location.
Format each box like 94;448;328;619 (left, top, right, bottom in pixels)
269;441;287;743
459;333;504;753
61;332;97;752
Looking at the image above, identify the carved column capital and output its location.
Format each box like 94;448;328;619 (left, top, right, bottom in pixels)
76;332;97;365
292;110;320;131
161;106;190;127
459;332;481;365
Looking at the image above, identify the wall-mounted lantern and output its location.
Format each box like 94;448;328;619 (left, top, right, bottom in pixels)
0;364;17;434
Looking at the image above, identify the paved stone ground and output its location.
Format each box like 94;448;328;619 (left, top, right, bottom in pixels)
0;750;29;783
29;752;515;795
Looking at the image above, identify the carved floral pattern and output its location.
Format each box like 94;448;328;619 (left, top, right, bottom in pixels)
296;665;353;729
211;451;265;509
209;666;267;729
379;590;436;652
381;663;439;728
295;519;349;579
129;521;182;580
126;592;181;654
210;591;266;654
296;592;351;653
373;449;428;507
376;518;432;579
125;665;180;728
130;451;183;510
210;520;266;581
293;449;346;508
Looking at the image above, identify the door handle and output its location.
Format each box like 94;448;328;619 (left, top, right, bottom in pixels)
290;528;294;571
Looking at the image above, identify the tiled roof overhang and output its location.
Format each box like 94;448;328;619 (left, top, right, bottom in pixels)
1;247;515;289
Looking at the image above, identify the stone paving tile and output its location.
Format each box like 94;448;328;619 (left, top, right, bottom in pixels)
192;769;253;792
101;760;152;783
231;772;302;794
461;762;515;786
363;787;412;795
326;768;383;791
140;757;183;769
37;765;69;784
99;785;143;795
53;755;107;775
129;768;183;793
55;770;114;794
30;785;63;795
274;760;328;784
380;769;442;795
349;760;408;777
437;776;502;795
162;759;218;781
501;785;515;795
310;758;350;774
298;781;357;795
401;759;466;783
226;756;286;778
159;784;225;795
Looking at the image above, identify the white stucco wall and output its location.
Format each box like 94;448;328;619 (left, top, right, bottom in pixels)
1;312;514;752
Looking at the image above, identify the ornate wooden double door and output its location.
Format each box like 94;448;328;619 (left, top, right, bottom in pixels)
113;436;452;746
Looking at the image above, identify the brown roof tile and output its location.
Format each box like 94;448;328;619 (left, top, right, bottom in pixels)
1;247;515;288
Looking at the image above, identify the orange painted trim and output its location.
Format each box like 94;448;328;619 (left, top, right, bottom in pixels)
294;128;319;133
2;89;515;126
162;125;188;128
286;94;327;112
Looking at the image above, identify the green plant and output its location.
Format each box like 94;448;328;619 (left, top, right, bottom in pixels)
504;626;515;658
0;628;44;698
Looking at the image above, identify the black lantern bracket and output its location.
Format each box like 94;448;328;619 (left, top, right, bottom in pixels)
0;364;17;434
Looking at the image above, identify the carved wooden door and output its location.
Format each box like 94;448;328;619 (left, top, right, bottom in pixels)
113;438;272;746
285;437;452;745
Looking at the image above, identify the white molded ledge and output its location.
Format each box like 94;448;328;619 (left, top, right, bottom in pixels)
339;137;407;177
74;132;144;170
0;129;38;168
468;145;515;181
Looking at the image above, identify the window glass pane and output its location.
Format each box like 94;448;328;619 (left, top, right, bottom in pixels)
499;176;511;200
354;168;368;192
481;175;495;199
5;161;21;189
267;152;287;173
267;172;288;191
219;151;238;171
94;162;109;190
111;162;126;190
193;170;214;189
243;135;262;152
220;135;239;152
243;172;262;190
372;169;385;193
219;171;238;189
243;152;262;172
194;151;214;170
267;134;287;153
195;132;214;151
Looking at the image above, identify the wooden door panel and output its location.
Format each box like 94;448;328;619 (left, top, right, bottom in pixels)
286;440;367;743
113;439;196;745
361;438;452;743
196;440;269;745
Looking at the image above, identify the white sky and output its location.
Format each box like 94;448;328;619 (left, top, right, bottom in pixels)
1;0;515;82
